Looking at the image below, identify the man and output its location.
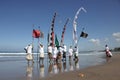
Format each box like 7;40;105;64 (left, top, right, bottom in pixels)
25;44;34;64
39;44;44;64
62;44;67;61
73;46;79;61
47;45;53;62
68;46;73;61
105;45;112;57
53;46;58;62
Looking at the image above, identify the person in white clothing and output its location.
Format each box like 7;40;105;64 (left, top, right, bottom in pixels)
47;45;53;62
53;46;58;62
39;44;44;64
68;46;73;61
56;46;63;62
62;44;67;61
25;44;34;64
39;64;45;78
73;46;79;61
105;45;112;57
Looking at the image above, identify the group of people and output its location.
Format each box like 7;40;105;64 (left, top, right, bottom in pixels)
24;43;79;64
24;43;112;65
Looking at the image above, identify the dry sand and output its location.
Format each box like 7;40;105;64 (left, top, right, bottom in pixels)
40;53;120;80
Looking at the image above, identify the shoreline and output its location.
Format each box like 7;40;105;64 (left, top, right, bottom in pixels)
0;52;119;80
37;53;120;80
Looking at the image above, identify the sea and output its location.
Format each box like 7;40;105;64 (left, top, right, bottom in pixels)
0;51;108;80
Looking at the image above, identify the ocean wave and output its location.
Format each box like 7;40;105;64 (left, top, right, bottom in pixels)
0;52;105;58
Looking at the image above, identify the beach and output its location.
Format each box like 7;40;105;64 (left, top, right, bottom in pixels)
0;52;120;80
40;52;120;80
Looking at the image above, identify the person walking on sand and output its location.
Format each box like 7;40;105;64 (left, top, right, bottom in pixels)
25;44;34;64
47;45;53;62
68;46;73;61
56;46;63;62
73;46;79;61
105;45;112;57
39;44;44;64
53;46;58;62
62;44;67;61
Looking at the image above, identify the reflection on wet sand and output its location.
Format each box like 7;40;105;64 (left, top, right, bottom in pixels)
53;63;58;74
48;63;53;74
25;59;80;80
56;62;62;73
63;62;67;72
48;62;62;74
26;63;33;80
69;60;74;71
74;60;79;70
39;64;45;78
106;57;111;62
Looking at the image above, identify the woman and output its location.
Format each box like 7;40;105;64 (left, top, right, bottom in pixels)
68;46;73;61
25;44;34;64
39;44;44;64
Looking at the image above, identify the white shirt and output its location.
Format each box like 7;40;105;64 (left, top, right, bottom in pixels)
105;46;109;52
39;45;44;57
53;47;58;58
39;45;44;53
48;46;52;53
59;46;63;54
74;47;78;56
68;48;73;56
27;45;33;54
63;45;67;52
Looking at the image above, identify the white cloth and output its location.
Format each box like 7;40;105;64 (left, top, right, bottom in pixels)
68;48;73;56
53;47;58;58
26;53;33;60
27;44;33;54
73;47;78;56
63;45;67;52
105;46;112;56
59;46;63;54
39;45;44;58
48;46;52;53
25;44;33;60
105;46;109;52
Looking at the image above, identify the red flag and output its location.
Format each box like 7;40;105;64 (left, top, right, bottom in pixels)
40;31;44;38
32;29;40;38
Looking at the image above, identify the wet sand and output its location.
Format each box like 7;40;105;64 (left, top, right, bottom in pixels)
0;52;120;80
39;53;120;80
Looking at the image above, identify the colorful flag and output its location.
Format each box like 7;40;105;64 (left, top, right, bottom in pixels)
49;13;56;47
55;34;59;48
60;18;69;46
80;31;88;38
32;29;40;38
40;31;44;38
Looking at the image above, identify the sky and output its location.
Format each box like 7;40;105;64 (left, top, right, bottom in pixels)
0;0;120;52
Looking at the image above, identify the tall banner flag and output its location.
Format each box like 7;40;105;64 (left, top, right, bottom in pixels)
73;7;87;46
55;34;59;48
80;31;88;38
32;29;40;38
60;18;69;46
49;13;57;47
